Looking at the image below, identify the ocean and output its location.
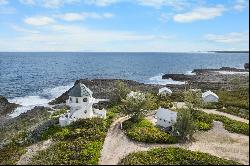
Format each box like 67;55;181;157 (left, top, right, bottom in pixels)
0;52;248;117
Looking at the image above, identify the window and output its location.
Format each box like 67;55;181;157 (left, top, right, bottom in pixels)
83;98;87;102
84;110;87;114
164;120;166;122
69;97;72;102
159;118;162;121
76;98;78;103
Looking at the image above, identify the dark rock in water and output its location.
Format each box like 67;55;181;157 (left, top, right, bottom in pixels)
49;79;168;105
0;95;19;116
162;74;193;81
244;63;249;70
193;67;247;74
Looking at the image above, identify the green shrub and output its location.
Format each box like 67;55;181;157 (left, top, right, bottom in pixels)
119;147;240;165
211;114;249;135
216;107;249;119
194;121;212;131
217;88;249;109
202;102;223;109
123;118;177;144
30;104;120;165
50;109;68;119
0;143;27;165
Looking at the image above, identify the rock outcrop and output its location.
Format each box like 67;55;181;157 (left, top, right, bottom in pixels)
0;96;19;116
49;79;177;105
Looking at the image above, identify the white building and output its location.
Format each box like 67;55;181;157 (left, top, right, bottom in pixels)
59;83;107;127
158;87;172;96
155;107;177;128
202;90;219;103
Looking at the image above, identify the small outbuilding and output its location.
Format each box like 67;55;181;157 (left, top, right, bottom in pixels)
155;107;177;128
202;90;219;103
158;87;172;96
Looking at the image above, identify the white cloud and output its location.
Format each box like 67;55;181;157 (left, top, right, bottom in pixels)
2;23;174;51
55;12;114;21
0;0;8;5
233;0;248;11
173;5;226;23
24;16;55;26
204;32;249;43
84;0;119;7
12;25;40;34
19;0;80;8
136;0;188;9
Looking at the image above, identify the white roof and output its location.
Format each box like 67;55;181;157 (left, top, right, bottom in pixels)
202;90;219;99
155;107;177;120
159;87;172;94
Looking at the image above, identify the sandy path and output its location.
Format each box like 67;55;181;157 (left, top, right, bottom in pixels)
189;121;249;165
174;102;249;123
100;116;249;165
16;139;53;165
99;116;183;165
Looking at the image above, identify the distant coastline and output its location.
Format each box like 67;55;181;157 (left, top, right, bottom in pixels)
208;51;249;53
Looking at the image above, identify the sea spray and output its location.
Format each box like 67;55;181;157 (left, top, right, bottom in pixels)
8;83;74;118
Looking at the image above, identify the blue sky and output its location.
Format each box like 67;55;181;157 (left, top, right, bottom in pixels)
0;0;249;52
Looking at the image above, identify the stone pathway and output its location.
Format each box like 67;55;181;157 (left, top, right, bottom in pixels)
99;116;184;165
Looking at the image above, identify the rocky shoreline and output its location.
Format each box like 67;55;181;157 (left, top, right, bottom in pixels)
162;66;249;91
0;96;20;117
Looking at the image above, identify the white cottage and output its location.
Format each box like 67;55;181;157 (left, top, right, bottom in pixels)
158;87;172;96
202;90;219;103
155;107;177;128
59;83;107;127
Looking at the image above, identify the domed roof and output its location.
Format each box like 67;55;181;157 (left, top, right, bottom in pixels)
68;83;93;97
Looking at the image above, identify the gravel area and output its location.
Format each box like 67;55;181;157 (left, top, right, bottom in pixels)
189;121;249;165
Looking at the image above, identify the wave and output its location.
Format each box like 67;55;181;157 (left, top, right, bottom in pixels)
8;83;74;118
147;74;185;85
185;70;196;75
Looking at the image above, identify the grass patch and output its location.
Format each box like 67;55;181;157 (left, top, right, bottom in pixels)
122;118;177;144
119;147;239;165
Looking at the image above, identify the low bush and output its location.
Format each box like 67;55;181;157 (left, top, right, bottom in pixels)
50;109;68;119
211;114;249;135
0;143;27;165
216;107;249;119
123;118;177;144
31;105;120;165
217;88;249;110
202;102;223;109
119;147;239;165
191;109;213;131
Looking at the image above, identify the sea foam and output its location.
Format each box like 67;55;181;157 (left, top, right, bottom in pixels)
147;74;185;85
8;83;74;118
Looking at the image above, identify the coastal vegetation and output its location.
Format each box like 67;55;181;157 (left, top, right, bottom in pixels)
119;147;239;165
122;118;177;144
31;106;119;165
